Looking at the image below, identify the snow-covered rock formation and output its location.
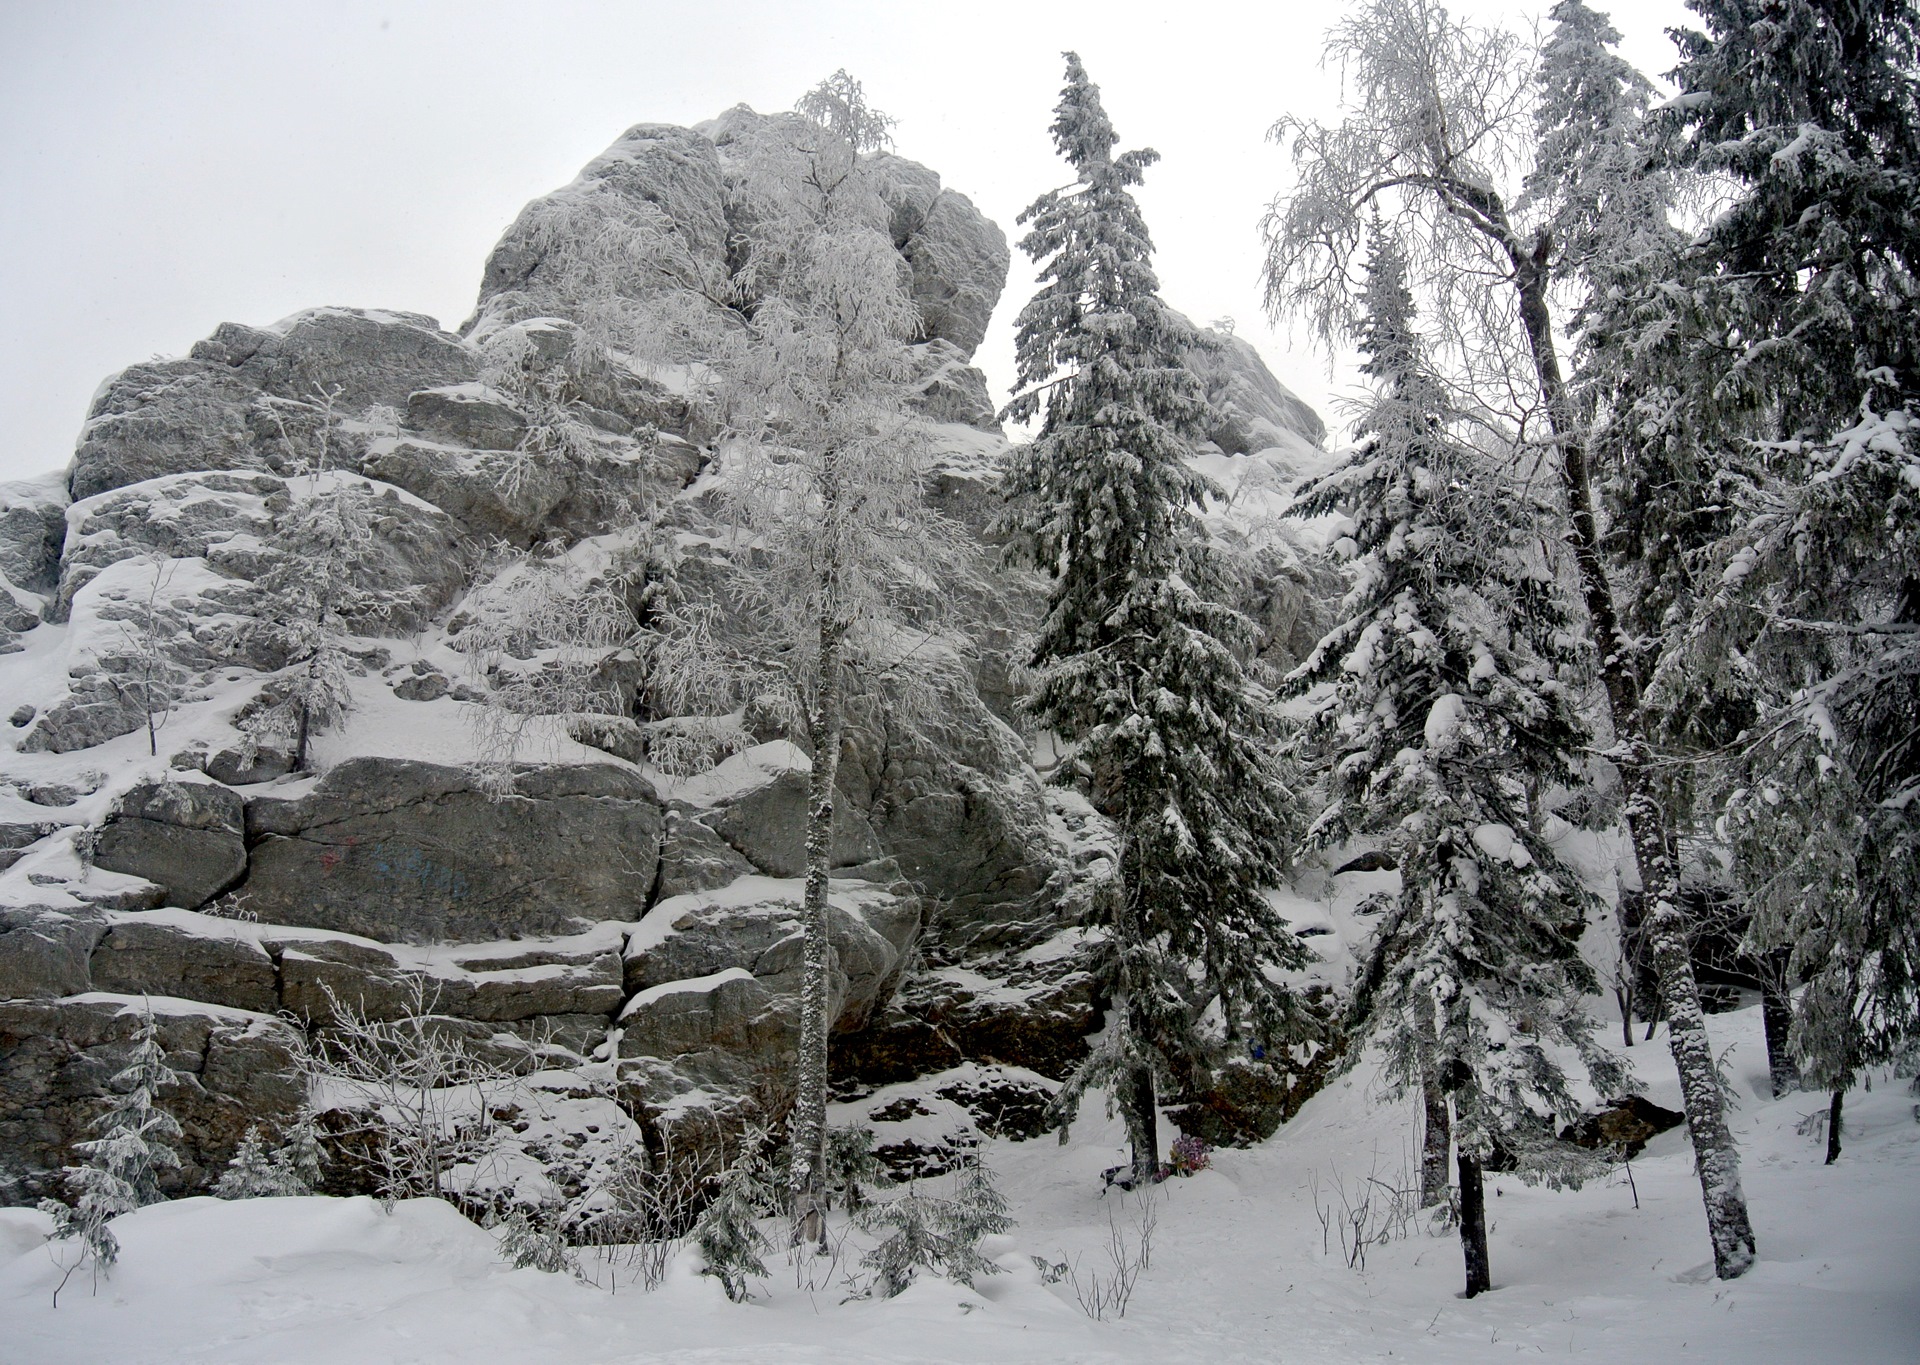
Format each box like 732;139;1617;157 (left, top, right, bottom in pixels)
0;112;1331;1204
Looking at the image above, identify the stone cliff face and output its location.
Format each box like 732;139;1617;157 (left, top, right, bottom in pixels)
0;111;1331;1202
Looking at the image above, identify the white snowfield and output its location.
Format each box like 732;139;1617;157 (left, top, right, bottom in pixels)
3;1003;1915;1364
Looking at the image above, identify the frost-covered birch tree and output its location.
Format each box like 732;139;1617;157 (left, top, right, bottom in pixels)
1002;53;1310;1185
1287;228;1625;1297
643;73;975;1248
1261;0;1757;1278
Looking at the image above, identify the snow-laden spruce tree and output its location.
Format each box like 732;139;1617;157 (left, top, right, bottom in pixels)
645;73;976;1248
1263;0;1757;1278
1287;229;1626;1297
1607;0;1920;1159
39;1006;183;1297
1001;53;1310;1184
245;392;381;772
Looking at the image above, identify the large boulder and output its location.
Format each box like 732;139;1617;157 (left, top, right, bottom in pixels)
473;123;731;331
618;876;921;1102
70;309;478;504
874;155;1009;359
0;472;68;595
88;779;247;911
0;905;107;1000
470;116;1006;365
1181;320;1326;454
239;758;663;943
56;470;470;634
694;743;885;879
0;994;304;1203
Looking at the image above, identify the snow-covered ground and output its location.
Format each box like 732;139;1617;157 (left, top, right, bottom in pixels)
4;1003;1914;1364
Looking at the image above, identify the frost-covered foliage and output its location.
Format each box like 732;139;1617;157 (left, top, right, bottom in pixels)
493;1205;581;1276
38;1007;183;1293
244;395;383;771
1001;53;1310;1182
1287;230;1624;1293
637;72;977;1235
855;1158;1013;1298
1264;0;1758;1283
453;538;650;785
1596;0;1920;1157
821;1124;893;1214
214;1117;322;1201
1709;394;1920;1101
693;1156;774;1302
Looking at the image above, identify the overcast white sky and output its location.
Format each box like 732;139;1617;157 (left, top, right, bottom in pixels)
0;0;1693;485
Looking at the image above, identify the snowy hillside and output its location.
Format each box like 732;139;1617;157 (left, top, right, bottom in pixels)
4;1001;1913;1364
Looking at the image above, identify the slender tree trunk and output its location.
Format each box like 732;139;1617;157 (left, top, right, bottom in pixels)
1421;1078;1452;1209
1122;1053;1160;1185
1457;1147;1491;1298
1626;775;1758;1276
1825;1086;1845;1165
789;610;846;1251
1511;254;1756;1281
1766;975;1797;1098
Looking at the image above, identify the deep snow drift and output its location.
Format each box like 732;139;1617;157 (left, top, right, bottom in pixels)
4;1002;1914;1365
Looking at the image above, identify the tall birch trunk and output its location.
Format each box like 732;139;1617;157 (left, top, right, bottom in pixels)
1511;250;1757;1280
789;447;846;1253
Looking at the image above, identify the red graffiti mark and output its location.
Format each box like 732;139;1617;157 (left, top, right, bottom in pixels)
319;847;343;872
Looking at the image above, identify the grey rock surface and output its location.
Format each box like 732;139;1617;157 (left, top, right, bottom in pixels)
618;877;920;1106
90;916;279;1014
0;906;106;1000
0;474;68;594
240;758;663;942
89;780;248;910
0;994;303;1202
1182;320;1327;453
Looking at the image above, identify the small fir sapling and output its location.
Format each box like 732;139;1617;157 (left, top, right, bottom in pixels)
494;1207;580;1276
821;1124;893;1213
214;1123;316;1200
856;1157;1013;1299
39;1006;183;1297
694;1162;773;1302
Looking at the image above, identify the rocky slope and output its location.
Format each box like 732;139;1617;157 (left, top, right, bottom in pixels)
0;110;1332;1204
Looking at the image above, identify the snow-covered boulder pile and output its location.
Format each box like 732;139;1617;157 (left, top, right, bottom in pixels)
0;109;1333;1205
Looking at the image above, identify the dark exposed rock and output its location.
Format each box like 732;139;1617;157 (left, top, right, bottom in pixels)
0;905;107;999
704;748;884;878
89;779;247;910
0;995;303;1201
0;475;68;595
0;821;64;871
655;807;758;900
73;309;477;504
91;915;278;1014
1182;321;1326;453
240;758;663;942
1560;1095;1687;1157
834;946;1098;1087
618;878;921;1108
